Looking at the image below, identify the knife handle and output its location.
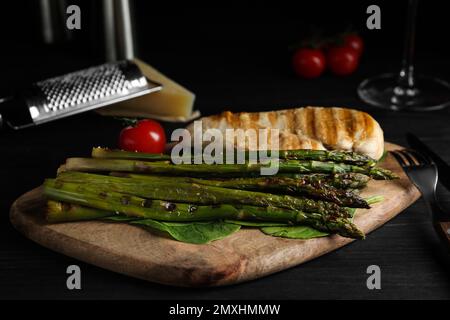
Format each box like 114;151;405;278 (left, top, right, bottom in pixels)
434;220;450;250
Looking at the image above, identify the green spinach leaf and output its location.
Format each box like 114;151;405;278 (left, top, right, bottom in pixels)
131;219;241;244
224;220;289;227
261;225;329;239
101;216;141;222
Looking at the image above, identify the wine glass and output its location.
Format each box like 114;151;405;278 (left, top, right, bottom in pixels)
357;0;450;111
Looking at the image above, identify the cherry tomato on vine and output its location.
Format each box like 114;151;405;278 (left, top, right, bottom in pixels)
119;119;166;153
326;46;359;76
292;48;326;79
343;34;364;57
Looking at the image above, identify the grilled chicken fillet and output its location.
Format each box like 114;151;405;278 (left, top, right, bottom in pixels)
187;106;384;160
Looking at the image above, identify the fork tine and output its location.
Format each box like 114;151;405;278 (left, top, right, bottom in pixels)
409;149;433;165
408;149;432;164
398;150;417;166
391;150;407;167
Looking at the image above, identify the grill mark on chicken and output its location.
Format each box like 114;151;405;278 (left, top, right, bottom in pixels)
268;112;277;127
357;111;366;141
350;110;367;143
250;112;259;123
306;107;316;140
341;108;353;140
332;108;343;147
350;109;358;140
363;112;374;137
293;109;302;137
323;107;337;147
286;109;295;132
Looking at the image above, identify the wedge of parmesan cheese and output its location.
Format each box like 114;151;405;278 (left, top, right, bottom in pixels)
97;59;198;122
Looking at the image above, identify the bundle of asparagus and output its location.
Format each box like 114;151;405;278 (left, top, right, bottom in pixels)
43;147;397;244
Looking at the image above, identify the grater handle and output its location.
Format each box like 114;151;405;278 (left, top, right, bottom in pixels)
0;96;34;130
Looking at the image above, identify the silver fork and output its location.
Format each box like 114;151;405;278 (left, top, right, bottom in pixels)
391;149;450;248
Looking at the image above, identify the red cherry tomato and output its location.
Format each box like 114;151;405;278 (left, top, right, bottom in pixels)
119;119;166;153
292;48;326;79
343;34;364;57
326;46;359;76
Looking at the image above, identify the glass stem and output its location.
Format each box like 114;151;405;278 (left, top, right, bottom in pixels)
398;0;418;89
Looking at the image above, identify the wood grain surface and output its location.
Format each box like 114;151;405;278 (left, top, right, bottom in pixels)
9;142;420;287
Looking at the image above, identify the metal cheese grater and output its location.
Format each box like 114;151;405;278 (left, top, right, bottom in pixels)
0;60;161;130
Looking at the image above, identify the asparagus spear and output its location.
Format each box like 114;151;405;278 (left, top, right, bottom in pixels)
273;150;376;166
46;195;384;235
199;177;370;208
64;157;397;180
46;200;111;222
278;173;371;189
92;147;376;166
56;171;351;217
92;147;171;161
115;173;369;208
43;180;364;239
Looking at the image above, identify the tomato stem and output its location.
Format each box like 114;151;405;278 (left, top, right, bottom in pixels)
115;117;139;127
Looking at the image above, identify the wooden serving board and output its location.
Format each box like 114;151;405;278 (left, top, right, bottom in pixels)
10;143;420;287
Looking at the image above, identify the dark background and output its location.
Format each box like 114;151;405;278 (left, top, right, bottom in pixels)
1;0;449;98
0;0;450;299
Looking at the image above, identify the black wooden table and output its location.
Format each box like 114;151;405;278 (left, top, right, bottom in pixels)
1;46;449;300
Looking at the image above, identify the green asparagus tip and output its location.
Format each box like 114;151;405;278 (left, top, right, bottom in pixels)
365;195;384;205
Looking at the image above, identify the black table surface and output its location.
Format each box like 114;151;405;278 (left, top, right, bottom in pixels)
1;46;450;300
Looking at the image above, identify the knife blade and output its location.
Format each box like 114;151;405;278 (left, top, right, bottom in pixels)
407;133;450;191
